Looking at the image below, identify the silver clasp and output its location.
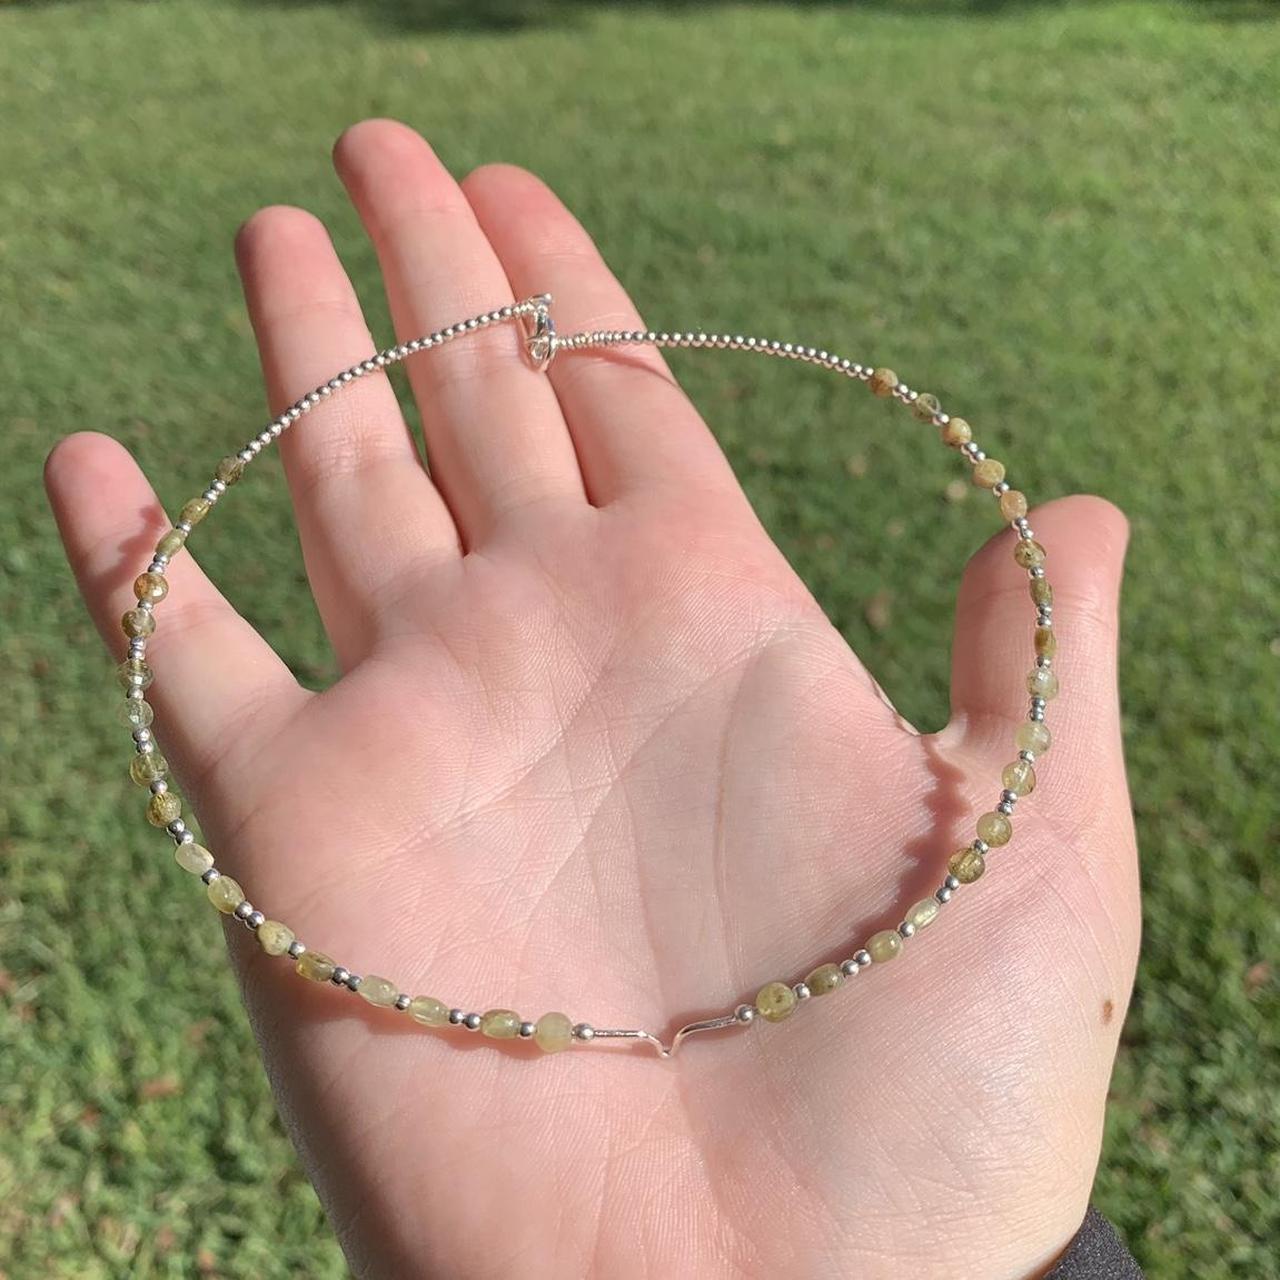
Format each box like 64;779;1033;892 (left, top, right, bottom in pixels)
518;293;556;371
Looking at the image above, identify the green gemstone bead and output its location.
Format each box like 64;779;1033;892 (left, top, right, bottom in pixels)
206;875;244;914
215;455;245;485
755;981;798;1022
977;811;1012;847
905;898;940;930
115;658;154;691
867;929;902;963
869;367;899;398
948;847;986;884
1003;759;1036;796
972;458;1006;489
133;572;168;603
121;608;155;639
912;392;941;422
480;1009;522;1039
296;950;335;983
175;842;214;876
146;791;181;827
180;497;212;526
805;962;843;996
256;920;295;956
1027;668;1060;700
941;417;972;447
129;751;168;786
359;975;399;1008
1034;626;1057;659
1013;539;1047;569
534;1011;573;1053
1029;577;1053;607
1015;721;1052;754
117;698;154;729
156;528;186;559
409;995;450;1028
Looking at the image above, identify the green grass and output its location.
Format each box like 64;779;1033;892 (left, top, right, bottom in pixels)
1;0;1277;1274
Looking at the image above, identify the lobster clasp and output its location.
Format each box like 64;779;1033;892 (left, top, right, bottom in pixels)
518;293;556;371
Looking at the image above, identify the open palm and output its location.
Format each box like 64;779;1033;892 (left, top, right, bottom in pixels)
47;121;1138;1279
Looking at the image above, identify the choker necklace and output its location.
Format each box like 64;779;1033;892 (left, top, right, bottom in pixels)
115;294;1058;1060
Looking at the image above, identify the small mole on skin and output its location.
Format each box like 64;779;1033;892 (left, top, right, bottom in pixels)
1102;999;1115;1025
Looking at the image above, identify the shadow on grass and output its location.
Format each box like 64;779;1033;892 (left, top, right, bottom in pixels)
212;0;1274;37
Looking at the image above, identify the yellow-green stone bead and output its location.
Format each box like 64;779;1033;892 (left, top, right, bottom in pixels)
948;846;986;884
976;811;1012;847
1002;759;1037;796
1013;539;1047;570
972;458;1006;489
409;995;450;1027
999;489;1028;521
215;454;245;485
905;898;940;930
179;497;212;526
1015;721;1052;754
206;875;244;914
256;920;295;956
1027;668;1060;700
867;929;902;963
116;658;154;691
1034;626;1057;659
806;962;843;996
359;975;399;1009
146;791;181;827
175;842;214;876
118;698;154;729
133;572;168;603
129;751;168;786
296;950;336;983
480;1009;522;1039
912;392;941;422
156;528;186;559
869;367;899;398
756;980;798;1022
941;416;972;447
121;608;155;639
1030;577;1053;607
534;1010;574;1053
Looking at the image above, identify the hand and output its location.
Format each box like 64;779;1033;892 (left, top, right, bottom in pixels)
45;120;1138;1280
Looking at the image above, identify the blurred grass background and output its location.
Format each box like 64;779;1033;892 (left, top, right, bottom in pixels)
1;0;1277;1275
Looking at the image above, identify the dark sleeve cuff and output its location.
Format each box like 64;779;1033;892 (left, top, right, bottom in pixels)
1045;1207;1143;1279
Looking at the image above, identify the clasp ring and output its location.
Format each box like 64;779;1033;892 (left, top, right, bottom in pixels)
519;293;556;371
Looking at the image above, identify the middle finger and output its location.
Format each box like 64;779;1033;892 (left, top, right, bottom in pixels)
334;120;587;547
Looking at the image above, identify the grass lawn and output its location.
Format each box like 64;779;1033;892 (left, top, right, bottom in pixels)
1;0;1277;1274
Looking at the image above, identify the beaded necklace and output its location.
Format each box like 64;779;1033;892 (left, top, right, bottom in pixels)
116;294;1058;1059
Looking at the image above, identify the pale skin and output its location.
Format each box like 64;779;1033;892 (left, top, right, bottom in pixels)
45;120;1140;1279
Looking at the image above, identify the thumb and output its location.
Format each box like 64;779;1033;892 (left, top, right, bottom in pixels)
946;494;1130;815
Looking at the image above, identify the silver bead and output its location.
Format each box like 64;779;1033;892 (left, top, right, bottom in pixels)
233;899;254;921
247;910;265;929
1001;789;1019;805
166;819;186;838
793;982;811;1001
854;949;872;968
733;1003;757;1024
331;966;350;986
1019;749;1036;763
132;727;151;745
148;779;167;796
936;886;953;904
448;1008;465;1026
945;874;961;891
175;829;195;845
992;480;1009;495
519;1020;536;1038
996;800;1014;815
839;958;860;977
464;1013;482;1031
395;993;412;1012
1030;705;1046;722
972;840;989;855
201;868;220;884
898;921;916;939
1030;565;1046;579
572;1023;595;1042
287;939;305;958
1036;655;1052;668
346;974;363;992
